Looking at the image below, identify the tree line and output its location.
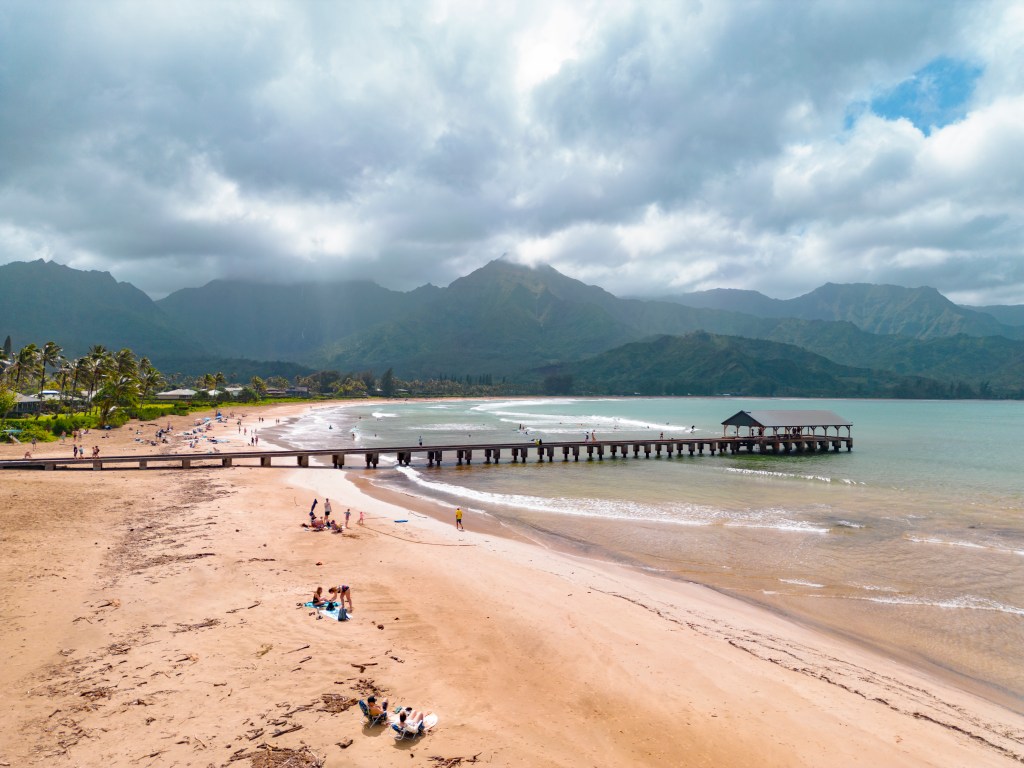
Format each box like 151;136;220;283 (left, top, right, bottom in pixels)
0;336;166;426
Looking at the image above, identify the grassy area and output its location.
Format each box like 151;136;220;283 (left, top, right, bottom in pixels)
0;396;324;443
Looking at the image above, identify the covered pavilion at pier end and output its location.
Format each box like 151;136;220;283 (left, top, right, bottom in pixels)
722;409;853;449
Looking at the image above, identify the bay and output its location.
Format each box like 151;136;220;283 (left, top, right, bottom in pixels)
276;397;1024;710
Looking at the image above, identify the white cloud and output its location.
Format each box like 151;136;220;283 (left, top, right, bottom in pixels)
0;0;1022;302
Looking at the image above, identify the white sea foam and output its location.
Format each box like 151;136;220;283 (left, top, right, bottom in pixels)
857;594;1024;616
780;578;825;588
724;520;830;534
371;411;398;418
415;423;497;432
907;535;1024;556
471;399;579;412
391;467;829;534
723;467;864;485
855;584;900;593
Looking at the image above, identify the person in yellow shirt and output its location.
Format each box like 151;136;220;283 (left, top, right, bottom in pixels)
455;507;464;530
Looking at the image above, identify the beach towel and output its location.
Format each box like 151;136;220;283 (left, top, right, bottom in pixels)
302;601;351;621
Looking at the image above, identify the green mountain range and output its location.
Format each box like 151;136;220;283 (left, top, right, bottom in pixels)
542;332;950;399
2;258;1023;397
0;259;204;360
661;283;1024;340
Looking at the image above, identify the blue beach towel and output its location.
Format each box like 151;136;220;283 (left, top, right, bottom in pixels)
303;601;350;621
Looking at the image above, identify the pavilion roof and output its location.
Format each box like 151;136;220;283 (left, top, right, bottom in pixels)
722;409;852;428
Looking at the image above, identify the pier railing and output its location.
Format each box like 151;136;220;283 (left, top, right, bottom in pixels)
0;435;851;471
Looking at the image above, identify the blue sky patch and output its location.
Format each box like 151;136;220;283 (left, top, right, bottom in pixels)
856;56;984;134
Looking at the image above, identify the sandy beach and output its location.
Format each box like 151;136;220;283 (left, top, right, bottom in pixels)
2;401;1023;767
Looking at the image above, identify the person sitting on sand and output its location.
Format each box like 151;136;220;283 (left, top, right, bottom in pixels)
397;707;429;732
328;519;343;533
328;584;353;612
311;586;327;606
366;695;389;719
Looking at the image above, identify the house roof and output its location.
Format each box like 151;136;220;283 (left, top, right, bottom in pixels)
15;393;41;404
722;409;852;428
156;388;197;397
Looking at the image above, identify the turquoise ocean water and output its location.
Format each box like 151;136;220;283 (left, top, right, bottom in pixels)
273;397;1024;709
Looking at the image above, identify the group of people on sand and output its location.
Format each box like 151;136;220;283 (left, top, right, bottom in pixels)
69;444;100;459
303;497;361;531
311;584;354;613
362;696;432;735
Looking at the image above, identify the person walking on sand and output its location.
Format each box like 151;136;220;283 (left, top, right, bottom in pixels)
345;508;351;528
358;509;365;525
455;506;464;530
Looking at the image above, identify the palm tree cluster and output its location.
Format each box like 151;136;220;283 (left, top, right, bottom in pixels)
0;340;165;425
196;371;228;394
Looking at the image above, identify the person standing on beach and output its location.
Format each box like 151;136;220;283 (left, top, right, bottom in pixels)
324;498;332;527
455;507;464;530
345;508;351;528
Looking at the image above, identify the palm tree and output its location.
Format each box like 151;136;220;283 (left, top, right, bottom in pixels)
138;358;165;401
94;375;140;427
57;358;75;407
13;344;40;393
198;373;216;397
86;346;114;409
39;341;63;395
113;348;138;381
72;356;94;413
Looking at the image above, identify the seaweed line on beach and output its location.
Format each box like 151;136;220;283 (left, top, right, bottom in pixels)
596;586;1024;763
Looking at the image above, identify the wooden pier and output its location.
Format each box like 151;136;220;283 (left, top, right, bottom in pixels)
0;433;851;472
0;409;853;472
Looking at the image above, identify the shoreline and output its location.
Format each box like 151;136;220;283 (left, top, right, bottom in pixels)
261;400;1024;717
3;398;1024;766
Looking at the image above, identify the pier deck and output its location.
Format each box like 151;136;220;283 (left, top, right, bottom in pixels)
0;434;851;471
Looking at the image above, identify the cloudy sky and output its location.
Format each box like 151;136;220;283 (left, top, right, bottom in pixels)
2;1;1023;304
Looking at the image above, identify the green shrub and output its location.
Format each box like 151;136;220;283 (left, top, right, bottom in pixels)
130;404;173;421
48;413;98;435
105;410;131;428
1;420;58;443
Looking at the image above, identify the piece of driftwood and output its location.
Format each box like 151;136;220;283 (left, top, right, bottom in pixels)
230;743;325;767
319;694;357;713
428;755;481;767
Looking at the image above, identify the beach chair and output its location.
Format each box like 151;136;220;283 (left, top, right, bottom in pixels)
391;711;437;740
358;698;389;727
391;719;425;740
